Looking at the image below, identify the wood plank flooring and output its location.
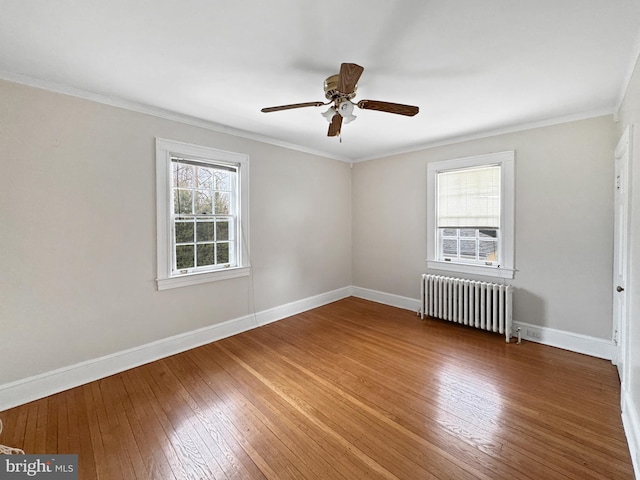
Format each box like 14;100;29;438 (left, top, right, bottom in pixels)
0;297;634;479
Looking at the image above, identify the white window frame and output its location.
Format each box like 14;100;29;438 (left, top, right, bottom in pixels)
156;138;250;290
427;151;515;279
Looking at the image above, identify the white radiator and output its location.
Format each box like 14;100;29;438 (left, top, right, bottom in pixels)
421;274;513;342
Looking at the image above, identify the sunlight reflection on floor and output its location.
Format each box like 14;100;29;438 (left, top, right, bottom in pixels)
434;364;505;455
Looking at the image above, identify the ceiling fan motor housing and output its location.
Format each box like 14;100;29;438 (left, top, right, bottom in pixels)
324;74;357;101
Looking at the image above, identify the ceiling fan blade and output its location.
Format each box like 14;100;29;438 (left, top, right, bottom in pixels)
261;101;325;113
357;100;419;116
327;114;342;137
336;63;364;94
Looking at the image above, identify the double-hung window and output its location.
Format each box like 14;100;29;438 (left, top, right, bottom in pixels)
427;151;515;279
156;138;250;290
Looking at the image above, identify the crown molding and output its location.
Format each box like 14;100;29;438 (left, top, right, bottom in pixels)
352;108;615;162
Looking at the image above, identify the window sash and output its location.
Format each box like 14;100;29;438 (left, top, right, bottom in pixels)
439;228;499;265
171;156;237;172
173;216;236;272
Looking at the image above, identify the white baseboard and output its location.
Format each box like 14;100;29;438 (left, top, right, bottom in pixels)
351;286;421;312
622;389;640;479
512;321;615;360
0;287;351;412
254;287;351;326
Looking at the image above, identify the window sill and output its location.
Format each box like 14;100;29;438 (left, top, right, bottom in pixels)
426;260;515;279
156;266;250;291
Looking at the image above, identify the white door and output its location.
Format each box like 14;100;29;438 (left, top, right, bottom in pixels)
612;125;631;389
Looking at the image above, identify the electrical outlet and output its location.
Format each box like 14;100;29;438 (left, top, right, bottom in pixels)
526;329;541;339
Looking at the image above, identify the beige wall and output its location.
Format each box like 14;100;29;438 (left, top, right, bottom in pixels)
0;79;352;385
352;115;616;339
617;50;640;467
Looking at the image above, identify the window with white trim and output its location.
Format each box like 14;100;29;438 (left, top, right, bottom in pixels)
156;138;250;290
427;151;515;279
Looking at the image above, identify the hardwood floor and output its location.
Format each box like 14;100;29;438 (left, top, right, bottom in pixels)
0;297;634;479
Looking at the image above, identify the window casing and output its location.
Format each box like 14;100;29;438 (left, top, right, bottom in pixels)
427;151;515;279
156;138;249;290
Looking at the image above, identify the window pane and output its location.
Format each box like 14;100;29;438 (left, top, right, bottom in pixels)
216;220;229;241
195;190;212;214
197;244;214;267
175;222;194;243
217;243;229;263
442;228;457;237
460;239;477;259
460;229;476;237
196;166;212;189
479;229;497;238
215;192;230;214
442;238;458;256
215;170;231;190
196;221;214;242
174;189;193;214
173;163;193;188
176;245;194;269
479;241;498;261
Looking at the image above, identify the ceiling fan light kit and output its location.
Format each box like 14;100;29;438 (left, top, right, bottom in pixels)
261;63;419;138
338;100;357;124
321;106;337;122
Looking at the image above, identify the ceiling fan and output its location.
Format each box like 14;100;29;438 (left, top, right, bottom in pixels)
261;63;419;137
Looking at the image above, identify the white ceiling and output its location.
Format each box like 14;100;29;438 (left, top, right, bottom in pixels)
1;1;639;161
